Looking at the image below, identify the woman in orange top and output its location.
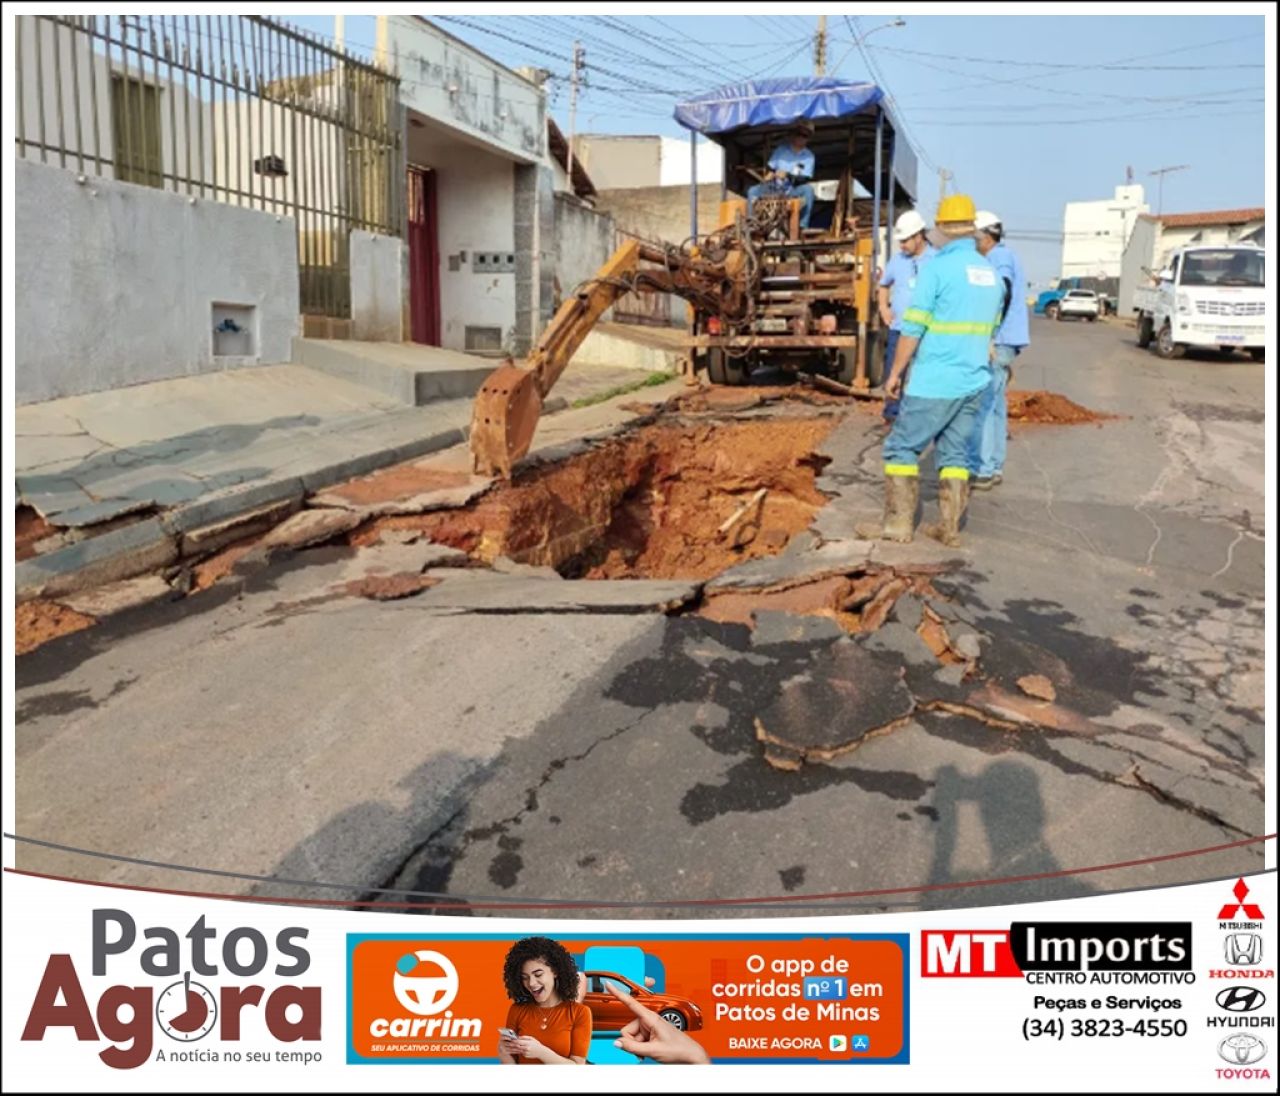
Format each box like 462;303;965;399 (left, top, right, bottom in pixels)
497;937;592;1065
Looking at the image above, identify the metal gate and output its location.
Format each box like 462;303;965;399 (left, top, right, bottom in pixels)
13;13;403;319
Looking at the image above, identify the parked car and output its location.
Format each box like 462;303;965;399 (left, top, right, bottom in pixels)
1056;289;1100;322
1037;275;1118;319
581;971;704;1031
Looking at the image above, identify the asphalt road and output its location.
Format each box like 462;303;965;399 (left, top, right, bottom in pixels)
14;317;1266;917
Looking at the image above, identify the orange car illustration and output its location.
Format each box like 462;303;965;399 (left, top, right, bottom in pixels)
582;971;704;1032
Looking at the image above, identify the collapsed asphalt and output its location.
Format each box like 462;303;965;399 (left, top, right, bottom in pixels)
13;319;1266;915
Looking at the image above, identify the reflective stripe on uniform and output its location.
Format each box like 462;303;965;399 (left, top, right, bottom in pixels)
939;466;970;480
885;463;919;477
901;308;933;326
927;321;996;336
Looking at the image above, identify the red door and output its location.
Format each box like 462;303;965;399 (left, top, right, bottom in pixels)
407;166;441;345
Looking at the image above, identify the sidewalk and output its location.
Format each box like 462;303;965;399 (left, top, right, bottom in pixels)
16;359;673;600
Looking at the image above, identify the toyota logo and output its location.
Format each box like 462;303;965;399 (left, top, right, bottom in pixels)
1218;1034;1267;1066
1216;987;1266;1013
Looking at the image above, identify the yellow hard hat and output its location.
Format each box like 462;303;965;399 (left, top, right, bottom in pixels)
936;194;977;224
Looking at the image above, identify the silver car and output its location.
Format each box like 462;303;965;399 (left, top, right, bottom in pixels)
1057;289;1100;322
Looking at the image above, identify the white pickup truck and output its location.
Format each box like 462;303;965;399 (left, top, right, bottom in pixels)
1134;244;1265;361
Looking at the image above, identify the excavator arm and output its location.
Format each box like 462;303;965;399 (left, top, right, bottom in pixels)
470;235;751;477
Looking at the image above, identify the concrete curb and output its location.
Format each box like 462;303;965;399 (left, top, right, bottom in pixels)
16;424;472;604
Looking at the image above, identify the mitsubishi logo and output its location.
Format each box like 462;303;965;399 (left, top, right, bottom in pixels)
1219;878;1265;920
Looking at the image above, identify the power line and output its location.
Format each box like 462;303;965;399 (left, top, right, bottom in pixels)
900;32;1264;99
842;14;940;179
876;42;1264;71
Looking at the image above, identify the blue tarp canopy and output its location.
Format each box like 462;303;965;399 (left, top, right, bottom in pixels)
674;76;883;135
674;76;917;204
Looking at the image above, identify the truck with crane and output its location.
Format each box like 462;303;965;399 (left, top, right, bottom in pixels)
469;76;918;477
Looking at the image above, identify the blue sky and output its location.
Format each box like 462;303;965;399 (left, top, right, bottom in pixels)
289;11;1267;287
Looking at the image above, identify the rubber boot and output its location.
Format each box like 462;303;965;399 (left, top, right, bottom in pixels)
856;474;918;543
922;478;969;547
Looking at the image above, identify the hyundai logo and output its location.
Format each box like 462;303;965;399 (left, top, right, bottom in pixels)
1216;987;1266;1014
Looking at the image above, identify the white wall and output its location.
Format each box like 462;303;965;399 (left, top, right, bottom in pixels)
408;125;517;352
15;16;214;188
658;135;724;187
350;230;405;341
16;159;299;404
554;193;615;303
385;15;544;164
1061;184;1148;280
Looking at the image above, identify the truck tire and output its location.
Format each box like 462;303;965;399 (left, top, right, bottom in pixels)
838;344;877;387
1250;348;1264;363
707;348;747;386
1044;301;1060;320
1154;322;1185;360
1056;308;1066;322
1136;314;1154;348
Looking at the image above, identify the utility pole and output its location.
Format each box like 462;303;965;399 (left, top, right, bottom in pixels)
567;42;584;190
937;167;952;204
814;15;827;76
1148;164;1189;216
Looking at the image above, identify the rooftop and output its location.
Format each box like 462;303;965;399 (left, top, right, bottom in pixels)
1140;207;1265;228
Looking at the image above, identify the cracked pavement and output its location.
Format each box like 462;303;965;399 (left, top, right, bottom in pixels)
13;320;1266;915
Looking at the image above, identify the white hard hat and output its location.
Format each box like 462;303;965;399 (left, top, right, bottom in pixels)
894;210;928;241
975;210;1002;233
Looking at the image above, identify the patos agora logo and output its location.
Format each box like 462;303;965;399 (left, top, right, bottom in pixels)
20;910;321;1070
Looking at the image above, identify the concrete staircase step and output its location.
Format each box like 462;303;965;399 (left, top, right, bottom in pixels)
293;338;499;406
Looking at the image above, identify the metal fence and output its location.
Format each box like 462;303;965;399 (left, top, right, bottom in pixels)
14;13;403;319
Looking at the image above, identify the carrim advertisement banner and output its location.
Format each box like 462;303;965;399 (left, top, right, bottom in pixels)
1;868;1276;1091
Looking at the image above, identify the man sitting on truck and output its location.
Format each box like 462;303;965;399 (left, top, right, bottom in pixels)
747;121;817;230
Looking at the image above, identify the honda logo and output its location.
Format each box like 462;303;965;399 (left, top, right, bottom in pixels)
1225;934;1264;966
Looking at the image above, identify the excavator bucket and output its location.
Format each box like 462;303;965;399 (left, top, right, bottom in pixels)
469;361;542;478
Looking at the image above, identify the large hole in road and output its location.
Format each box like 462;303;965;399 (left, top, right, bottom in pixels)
355;417;839;580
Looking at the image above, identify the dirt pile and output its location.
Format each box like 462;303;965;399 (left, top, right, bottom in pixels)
357;417;838;580
1007;389;1110;424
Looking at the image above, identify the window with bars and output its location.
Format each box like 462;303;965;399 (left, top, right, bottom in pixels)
110;74;163;188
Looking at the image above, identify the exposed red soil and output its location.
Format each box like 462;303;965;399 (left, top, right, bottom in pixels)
1007;389;1111;424
15;600;96;656
15;506;55;562
355;418;839;580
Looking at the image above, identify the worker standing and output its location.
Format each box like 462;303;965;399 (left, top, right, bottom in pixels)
746;121;816;230
877;210;936;424
857;195;1002;547
970;211;1030;489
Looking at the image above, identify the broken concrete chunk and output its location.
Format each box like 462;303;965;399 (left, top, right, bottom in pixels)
61;575;177;618
341;573;441;601
490;556;565;580
750;610;846;648
1017;674;1058;702
932;663;969;687
952;633;984;661
178;499;298;558
753;640;915;767
862;620;938;667
379;529;423;546
889;592;925;630
260;508;363;551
